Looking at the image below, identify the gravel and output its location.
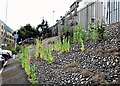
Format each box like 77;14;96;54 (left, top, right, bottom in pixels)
31;22;120;85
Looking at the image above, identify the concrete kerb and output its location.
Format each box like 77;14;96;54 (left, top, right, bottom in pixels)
0;61;8;75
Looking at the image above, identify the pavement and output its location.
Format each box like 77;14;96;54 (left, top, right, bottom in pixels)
1;58;30;85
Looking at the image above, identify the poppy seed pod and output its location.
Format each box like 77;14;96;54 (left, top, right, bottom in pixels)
38;46;41;49
62;32;64;35
30;61;33;65
24;45;26;48
40;36;42;39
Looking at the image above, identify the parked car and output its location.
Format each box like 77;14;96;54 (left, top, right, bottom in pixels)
0;48;12;61
0;52;5;69
18;38;35;45
1;43;7;47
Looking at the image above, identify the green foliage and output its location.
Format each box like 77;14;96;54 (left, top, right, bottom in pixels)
53;39;61;52
73;23;85;42
80;39;85;51
87;23;92;40
34;39;40;59
2;43;14;51
11;49;16;54
43;45;54;62
92;28;98;42
73;23;85;51
61;38;70;53
13;24;38;42
30;64;36;84
88;20;107;42
34;39;54;63
60;26;70;34
53;37;70;54
1;44;22;54
17;46;36;84
97;21;107;40
16;45;22;53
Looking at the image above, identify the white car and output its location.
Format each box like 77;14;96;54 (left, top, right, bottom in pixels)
1;43;7;47
0;48;12;61
0;53;5;69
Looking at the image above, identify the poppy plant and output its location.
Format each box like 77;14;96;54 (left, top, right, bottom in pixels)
24;45;26;48
40;41;42;44
40;36;42;39
18;46;36;84
61;32;64;36
34;42;36;45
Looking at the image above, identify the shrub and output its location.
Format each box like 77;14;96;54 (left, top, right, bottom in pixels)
16;45;22;53
88;19;107;42
11;49;16;54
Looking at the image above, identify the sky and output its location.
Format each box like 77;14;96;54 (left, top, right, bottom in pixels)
0;0;76;31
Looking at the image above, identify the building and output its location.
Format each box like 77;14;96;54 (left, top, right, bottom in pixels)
49;0;120;35
65;0;120;30
106;0;120;24
0;20;14;45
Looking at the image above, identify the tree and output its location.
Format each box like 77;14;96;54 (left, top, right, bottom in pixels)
13;24;38;42
36;19;49;38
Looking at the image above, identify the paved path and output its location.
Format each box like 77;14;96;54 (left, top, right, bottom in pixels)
1;58;30;84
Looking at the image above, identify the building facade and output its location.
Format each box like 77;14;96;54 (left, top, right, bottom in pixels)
0;20;14;45
106;0;120;24
77;0;120;30
49;0;120;35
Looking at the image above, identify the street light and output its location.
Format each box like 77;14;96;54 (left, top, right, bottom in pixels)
53;11;55;25
3;0;8;46
5;0;8;24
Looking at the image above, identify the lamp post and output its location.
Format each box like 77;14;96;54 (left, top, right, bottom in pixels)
5;0;8;24
3;0;8;46
53;11;55;25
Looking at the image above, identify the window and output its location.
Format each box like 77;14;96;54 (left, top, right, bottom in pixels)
116;8;118;22
1;25;3;29
1;32;3;35
113;11;116;22
110;12;112;23
118;1;120;21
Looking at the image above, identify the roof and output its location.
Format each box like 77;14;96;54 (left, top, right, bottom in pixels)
0;20;13;33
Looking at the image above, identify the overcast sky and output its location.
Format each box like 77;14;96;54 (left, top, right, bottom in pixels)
0;0;76;31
